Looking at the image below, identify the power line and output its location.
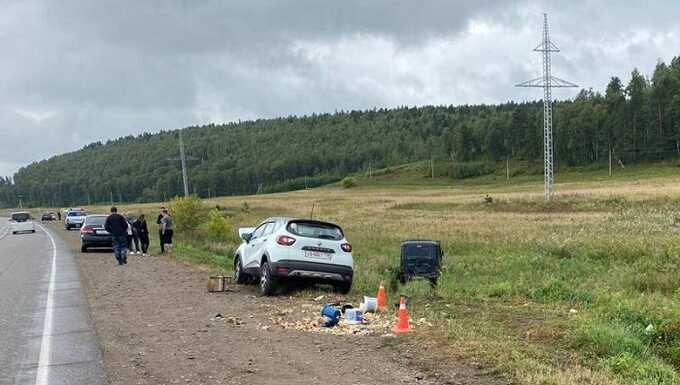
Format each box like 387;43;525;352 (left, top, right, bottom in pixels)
517;13;578;201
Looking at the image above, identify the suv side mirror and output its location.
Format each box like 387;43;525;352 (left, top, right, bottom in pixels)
241;232;252;243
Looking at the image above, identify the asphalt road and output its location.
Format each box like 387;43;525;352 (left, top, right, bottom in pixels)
0;220;106;385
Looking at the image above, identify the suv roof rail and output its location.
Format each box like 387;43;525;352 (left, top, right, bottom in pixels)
401;239;440;243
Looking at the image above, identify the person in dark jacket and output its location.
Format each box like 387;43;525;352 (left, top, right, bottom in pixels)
133;214;150;256
156;206;166;254
104;206;129;265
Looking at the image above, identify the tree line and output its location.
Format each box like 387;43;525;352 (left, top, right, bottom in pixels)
2;56;680;208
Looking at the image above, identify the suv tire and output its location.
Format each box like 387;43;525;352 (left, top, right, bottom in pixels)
259;261;278;296
334;281;352;295
234;256;249;284
81;245;88;252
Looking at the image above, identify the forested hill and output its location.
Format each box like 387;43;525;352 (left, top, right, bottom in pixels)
2;56;680;208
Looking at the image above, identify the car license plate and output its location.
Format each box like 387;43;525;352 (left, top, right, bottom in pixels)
96;230;109;235
304;250;330;259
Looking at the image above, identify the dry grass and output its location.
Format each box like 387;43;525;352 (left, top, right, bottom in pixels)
55;165;680;385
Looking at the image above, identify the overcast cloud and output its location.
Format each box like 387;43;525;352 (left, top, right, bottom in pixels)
1;0;679;176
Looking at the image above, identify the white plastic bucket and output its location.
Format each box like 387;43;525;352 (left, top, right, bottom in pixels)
363;296;377;313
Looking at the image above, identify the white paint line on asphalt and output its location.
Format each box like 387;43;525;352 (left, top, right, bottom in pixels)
0;222;9;240
35;225;57;385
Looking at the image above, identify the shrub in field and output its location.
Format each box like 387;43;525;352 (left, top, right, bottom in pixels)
206;209;231;242
241;202;250;213
170;195;208;233
449;161;496;180
342;176;357;188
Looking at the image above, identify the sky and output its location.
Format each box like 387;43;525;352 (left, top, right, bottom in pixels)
1;0;679;177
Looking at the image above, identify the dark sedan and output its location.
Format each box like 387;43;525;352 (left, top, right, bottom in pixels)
80;215;112;252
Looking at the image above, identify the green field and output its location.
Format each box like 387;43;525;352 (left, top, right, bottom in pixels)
20;162;680;385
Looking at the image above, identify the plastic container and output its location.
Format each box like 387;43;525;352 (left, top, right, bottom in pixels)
321;304;341;327
363;296;378;312
345;308;364;324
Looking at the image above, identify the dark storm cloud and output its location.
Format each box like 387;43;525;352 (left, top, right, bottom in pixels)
1;0;679;176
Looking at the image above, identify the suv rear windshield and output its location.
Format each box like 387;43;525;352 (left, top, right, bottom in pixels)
402;243;440;259
86;216;107;226
287;220;344;240
68;211;85;217
11;213;31;222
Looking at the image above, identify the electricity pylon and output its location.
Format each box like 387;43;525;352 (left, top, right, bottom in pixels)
516;13;578;201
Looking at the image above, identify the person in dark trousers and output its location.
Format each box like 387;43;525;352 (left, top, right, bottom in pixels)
104;206;129;265
133;214;150;256
57;211;61;221
156;206;166;254
126;214;141;255
160;209;174;253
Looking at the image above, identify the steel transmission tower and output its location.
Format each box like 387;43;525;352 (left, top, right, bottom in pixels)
516;13;577;201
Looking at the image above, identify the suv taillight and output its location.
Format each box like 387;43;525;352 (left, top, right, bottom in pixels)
276;235;296;246
81;226;94;234
341;243;352;252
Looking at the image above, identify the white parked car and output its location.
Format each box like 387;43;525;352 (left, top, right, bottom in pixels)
65;209;87;230
234;217;354;295
9;212;36;234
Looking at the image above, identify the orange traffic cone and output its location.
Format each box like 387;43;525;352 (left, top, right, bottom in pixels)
376;281;387;312
393;295;411;334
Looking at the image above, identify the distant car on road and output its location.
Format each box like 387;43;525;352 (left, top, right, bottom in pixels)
234;217;354;295
80;214;112;252
65;209;87;230
41;212;57;221
9;212;36;234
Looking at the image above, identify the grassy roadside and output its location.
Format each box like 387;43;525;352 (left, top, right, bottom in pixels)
192;163;679;385
9;162;680;384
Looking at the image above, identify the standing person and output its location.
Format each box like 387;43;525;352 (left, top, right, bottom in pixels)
157;206;166;254
133;214;150;256
57;211;61;221
160;209;174;253
126;214;141;255
104;206;129;265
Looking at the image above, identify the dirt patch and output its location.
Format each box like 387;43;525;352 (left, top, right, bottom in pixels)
63;229;507;385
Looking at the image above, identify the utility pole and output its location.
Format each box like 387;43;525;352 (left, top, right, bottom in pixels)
516;13;578;201
179;130;189;197
506;157;510;181
608;148;612;177
167;130;198;198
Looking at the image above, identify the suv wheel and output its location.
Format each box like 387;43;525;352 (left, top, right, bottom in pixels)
259;261;278;296
81;244;88;252
334;281;352;295
234;256;248;284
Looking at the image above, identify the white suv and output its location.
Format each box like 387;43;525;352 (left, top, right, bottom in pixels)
234;217;354;295
9;212;36;234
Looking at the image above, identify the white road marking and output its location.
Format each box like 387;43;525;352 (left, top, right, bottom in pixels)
0;221;9;240
35;225;57;385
